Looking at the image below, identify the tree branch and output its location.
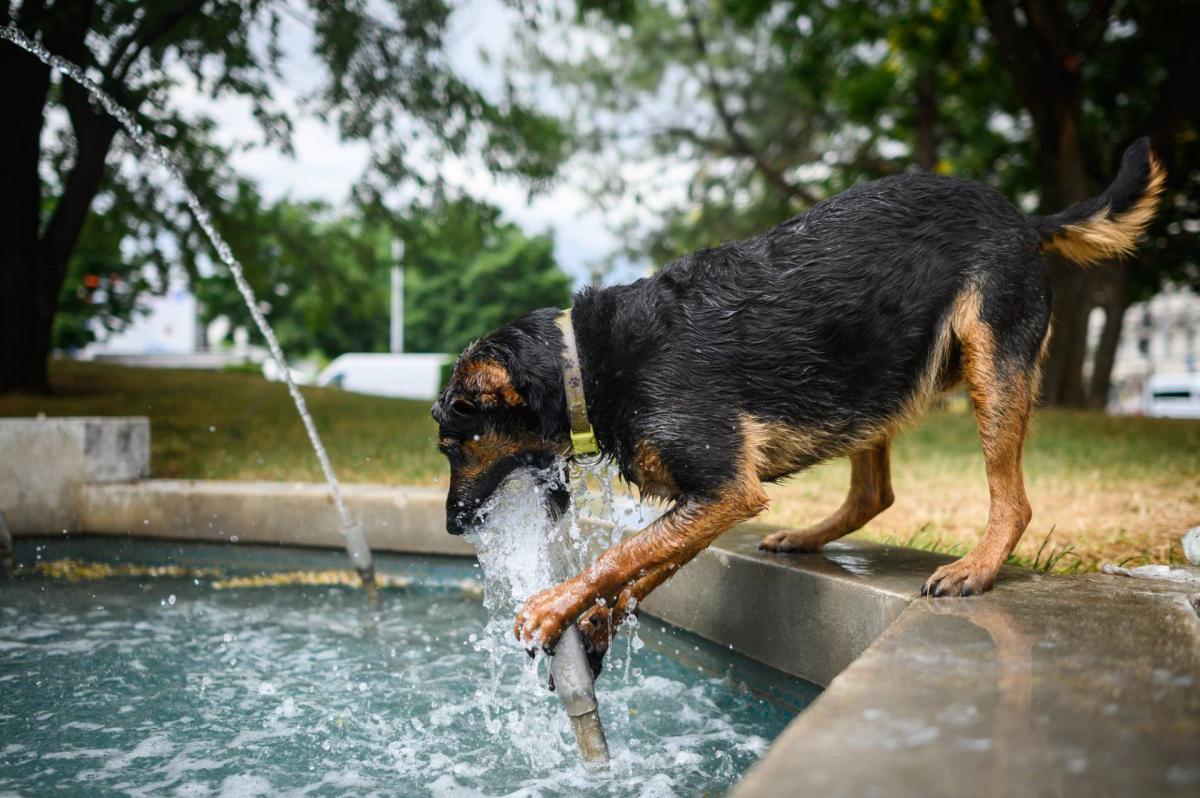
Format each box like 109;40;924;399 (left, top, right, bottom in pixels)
683;2;818;205
980;2;1039;105
107;0;206;82
1021;0;1074;68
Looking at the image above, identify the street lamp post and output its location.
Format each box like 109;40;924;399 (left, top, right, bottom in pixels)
390;239;405;354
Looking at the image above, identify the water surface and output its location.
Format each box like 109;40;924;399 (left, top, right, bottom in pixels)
1;541;813;796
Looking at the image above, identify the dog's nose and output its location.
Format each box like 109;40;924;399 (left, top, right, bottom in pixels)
446;507;482;536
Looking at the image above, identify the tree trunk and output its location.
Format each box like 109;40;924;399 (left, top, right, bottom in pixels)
914;66;939;172
1087;265;1131;410
0;0;106;394
1037;108;1097;408
0;38;53;393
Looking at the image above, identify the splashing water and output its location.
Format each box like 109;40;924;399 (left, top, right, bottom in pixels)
464;459;660;763
466;460;641;683
0;25;373;586
2;538;803;796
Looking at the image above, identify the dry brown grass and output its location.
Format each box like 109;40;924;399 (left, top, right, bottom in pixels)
760;406;1200;571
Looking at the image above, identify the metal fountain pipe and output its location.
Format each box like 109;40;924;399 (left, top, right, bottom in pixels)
550;624;610;763
0;509;13;576
0;25;376;592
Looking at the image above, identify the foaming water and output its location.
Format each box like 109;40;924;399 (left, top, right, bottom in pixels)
0;547;799;796
463;462;631;764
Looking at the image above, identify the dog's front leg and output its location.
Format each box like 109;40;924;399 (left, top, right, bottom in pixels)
515;479;768;651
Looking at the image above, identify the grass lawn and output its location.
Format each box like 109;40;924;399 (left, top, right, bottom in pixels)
4;359;1197;572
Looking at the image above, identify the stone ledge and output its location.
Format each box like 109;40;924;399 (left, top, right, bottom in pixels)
641;526;955;686
74;479;474;557
0;416;149;534
732;572;1200;798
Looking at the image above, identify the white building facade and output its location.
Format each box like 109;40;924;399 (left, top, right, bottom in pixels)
1095;285;1200;414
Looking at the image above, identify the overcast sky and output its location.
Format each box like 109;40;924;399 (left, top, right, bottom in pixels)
173;0;649;286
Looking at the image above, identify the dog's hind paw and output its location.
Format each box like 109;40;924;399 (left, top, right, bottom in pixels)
758;530;823;553
921;556;998;598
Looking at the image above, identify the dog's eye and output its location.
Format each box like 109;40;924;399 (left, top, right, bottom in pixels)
450;398;477;415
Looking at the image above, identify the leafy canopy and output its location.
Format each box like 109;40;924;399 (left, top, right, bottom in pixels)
195;192;571;358
26;0;570;348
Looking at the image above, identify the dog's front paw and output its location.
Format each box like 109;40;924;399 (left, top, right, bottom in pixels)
921;556;997;598
514;581;589;652
758;529;823;553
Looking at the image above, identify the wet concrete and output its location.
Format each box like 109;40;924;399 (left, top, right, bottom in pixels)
642;529;950;686
732;571;1200;798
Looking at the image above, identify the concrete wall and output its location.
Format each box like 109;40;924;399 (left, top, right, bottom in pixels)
0;417;149;535
77;479;473;557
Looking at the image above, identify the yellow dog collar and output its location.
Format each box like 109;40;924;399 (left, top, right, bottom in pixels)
556;310;599;457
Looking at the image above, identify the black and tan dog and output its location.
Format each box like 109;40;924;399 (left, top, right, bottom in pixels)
433;138;1163;653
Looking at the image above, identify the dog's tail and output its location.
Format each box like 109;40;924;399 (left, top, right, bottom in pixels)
1029;137;1166;266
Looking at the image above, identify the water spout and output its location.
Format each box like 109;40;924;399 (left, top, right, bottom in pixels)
550;625;609;763
0;509;13;576
0;25;375;591
467;466;620;764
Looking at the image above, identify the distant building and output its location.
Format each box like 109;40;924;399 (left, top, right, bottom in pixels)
1094;285;1199;414
77;277;264;369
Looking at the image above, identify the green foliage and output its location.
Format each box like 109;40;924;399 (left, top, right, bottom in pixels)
196;183;392;357
197;193;571;357
522;0;1197;293
15;0;570;360
403;198;573;354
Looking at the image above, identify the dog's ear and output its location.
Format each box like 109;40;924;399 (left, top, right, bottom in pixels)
459;359;524;410
501;335;569;444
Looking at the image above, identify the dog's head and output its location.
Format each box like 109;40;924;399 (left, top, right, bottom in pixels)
432;310;571;535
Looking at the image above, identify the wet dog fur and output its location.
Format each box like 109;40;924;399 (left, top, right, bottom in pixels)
432;138;1164;653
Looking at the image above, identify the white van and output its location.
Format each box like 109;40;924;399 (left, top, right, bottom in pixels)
1144;374;1200;419
316;353;450;401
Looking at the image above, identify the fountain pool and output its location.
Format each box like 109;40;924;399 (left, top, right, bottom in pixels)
0;538;818;796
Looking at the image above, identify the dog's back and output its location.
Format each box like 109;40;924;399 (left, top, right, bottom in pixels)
604;172;1041;466
590;142;1161;474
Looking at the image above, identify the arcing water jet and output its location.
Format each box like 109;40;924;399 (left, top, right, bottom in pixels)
0;25;375;591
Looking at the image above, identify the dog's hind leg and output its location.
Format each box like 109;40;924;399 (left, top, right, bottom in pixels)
922;288;1037;597
759;438;894;552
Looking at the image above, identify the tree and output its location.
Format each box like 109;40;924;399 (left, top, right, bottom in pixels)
196;193;571;358
978;0;1200;406
524;0;1017;264
194;185;394;358
0;0;567;393
402;197;572;354
525;0;1199;405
